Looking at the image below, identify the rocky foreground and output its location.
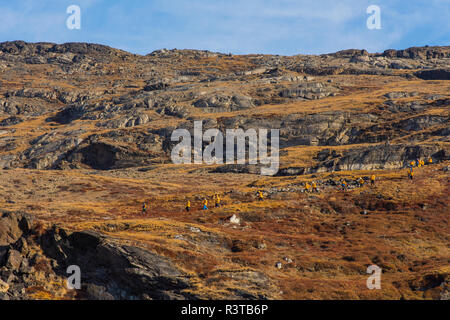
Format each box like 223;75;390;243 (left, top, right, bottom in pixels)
0;211;202;300
0;41;449;299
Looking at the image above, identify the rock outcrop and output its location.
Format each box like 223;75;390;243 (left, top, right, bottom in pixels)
0;211;196;300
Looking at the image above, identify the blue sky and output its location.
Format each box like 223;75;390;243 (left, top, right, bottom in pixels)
0;0;448;55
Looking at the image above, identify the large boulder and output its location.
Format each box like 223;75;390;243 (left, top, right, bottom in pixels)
0;212;34;246
41;229;194;300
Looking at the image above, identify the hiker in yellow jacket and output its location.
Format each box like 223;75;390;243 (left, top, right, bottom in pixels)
142;202;148;215
408;168;414;181
215;195;221;207
305;182;311;193
370;175;376;186
185;200;191;212
428;157;433;164
417;159;422;168
257;191;264;201
202;199;208;210
312;181;318;193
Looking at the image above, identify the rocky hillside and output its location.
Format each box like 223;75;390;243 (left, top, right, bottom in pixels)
0;41;449;300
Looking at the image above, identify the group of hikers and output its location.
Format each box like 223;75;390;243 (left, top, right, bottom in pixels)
142;193;223;214
331;157;433;192
140;157;435;214
407;157;432;181
304;181;319;193
141;191;259;214
197;193;222;211
336;174;376;191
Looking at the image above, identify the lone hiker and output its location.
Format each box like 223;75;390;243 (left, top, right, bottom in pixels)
257;190;264;201
408;168;414;181
370;175;376;186
202;199;208;210
186;200;191;212
341;180;347;191
142;202;148;215
215;195;221;208
305;182;311;193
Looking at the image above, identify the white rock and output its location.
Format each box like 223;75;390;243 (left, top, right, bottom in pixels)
189;226;201;233
229;214;240;224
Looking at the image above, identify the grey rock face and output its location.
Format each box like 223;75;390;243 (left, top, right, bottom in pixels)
193;93;255;112
0;211;197;300
415;69;450;80
0;116;23;127
0;211;34;246
276;145;449;176
384;92;419;99
23;133;84;169
279;82;338;100
40;228;195;300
